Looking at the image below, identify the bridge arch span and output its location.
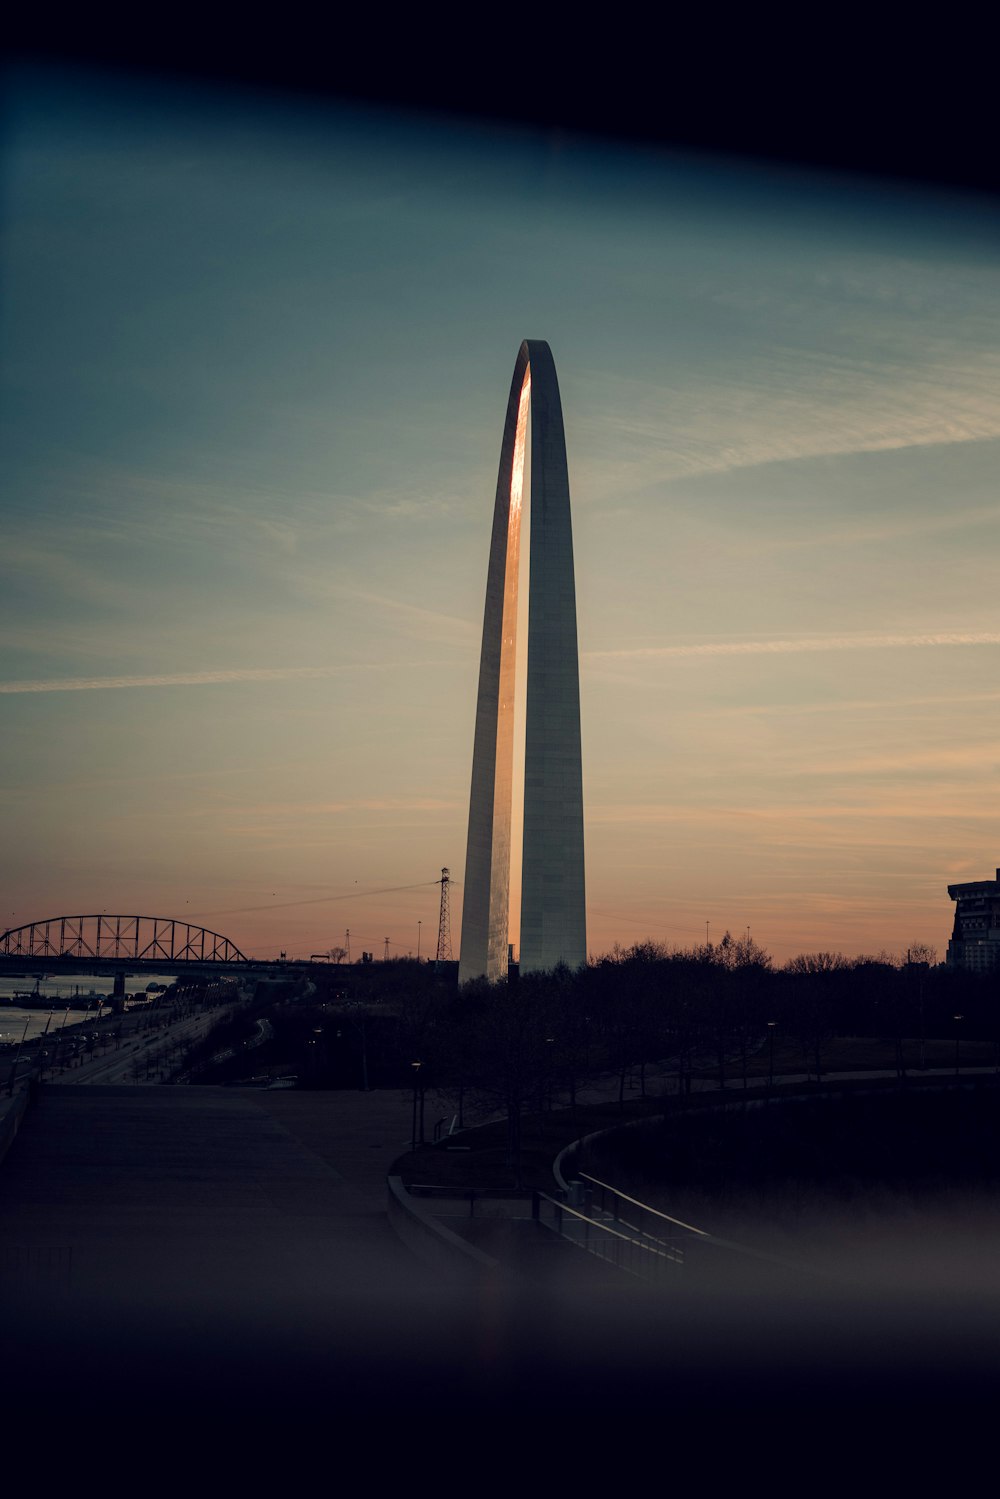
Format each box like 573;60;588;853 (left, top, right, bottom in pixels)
0;915;248;964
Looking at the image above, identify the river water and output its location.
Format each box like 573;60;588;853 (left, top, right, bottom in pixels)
0;971;178;1040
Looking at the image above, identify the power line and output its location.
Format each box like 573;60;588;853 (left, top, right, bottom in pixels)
191;880;440;920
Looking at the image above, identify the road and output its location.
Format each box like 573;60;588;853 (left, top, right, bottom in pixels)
2;987;254;1092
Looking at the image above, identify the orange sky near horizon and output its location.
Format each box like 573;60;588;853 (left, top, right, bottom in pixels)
2;71;998;971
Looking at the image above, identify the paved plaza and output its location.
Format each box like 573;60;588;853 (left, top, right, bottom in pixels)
0;1083;506;1436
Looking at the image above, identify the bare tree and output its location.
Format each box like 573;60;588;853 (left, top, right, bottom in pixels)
449;972;567;1183
906;942;937;967
782;952;847;1080
904;942;937;1072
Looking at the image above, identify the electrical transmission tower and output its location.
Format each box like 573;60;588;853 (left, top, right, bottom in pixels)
435;867;453;965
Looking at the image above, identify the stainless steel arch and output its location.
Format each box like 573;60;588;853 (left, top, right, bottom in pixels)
459;340;586;983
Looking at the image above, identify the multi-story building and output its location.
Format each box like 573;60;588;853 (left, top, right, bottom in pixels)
947;868;1000;971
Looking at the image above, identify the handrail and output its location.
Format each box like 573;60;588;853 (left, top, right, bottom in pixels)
533;1189;684;1273
578;1170;712;1236
572;1175;829;1279
538;1192;683;1256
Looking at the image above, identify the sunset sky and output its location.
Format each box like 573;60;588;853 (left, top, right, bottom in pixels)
2;64;999;964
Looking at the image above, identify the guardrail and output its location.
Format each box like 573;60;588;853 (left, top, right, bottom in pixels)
532;1187;684;1283
386;1176;515;1281
577;1170;712;1246
566;1170;823;1285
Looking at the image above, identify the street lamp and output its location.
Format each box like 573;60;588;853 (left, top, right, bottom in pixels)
346;1003;370;1091
954;1014;964;1076
767;1021;777;1091
36;1011;54;1080
411;1060;422;1148
50;1005;72;1074
6;1018;29;1096
306;1026;324;1080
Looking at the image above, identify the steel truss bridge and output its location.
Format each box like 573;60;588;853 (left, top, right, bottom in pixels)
0;915;249;976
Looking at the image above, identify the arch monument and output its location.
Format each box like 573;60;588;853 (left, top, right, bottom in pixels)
458;340;586;983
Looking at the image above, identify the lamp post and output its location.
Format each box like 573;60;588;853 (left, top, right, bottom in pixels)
6;1018;29;1096
411;1060;422;1148
352;1005;370;1091
954;1014;964;1076
50;1005;72;1074
767;1020;776;1091
304;1026;324;1081
36;1011;54;1080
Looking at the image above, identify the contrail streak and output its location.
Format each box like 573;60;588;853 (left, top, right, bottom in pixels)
0;666;377;694
587;631;1000;662
4;632;995;693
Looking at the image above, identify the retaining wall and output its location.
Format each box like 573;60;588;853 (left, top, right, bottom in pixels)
386;1175;513;1282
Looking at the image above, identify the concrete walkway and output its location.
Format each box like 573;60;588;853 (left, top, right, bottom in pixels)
0;1083;437;1304
0;1081;495;1434
3;1071;998;1454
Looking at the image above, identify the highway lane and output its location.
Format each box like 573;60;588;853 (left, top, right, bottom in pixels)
53;989;255;1086
2;986;256;1091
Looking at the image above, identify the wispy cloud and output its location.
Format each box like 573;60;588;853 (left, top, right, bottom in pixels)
576;349;1000;498
346;590;478;642
588;797;1000;827
211;796;462;818
785;745;1000;778
586;631;1000;663
743;502;1000;558
0;539;152;613
0;664;404;694
685;689;1000;718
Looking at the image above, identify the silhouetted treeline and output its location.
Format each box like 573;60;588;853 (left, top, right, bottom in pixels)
577;938;1000;1083
261;943;998;1177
